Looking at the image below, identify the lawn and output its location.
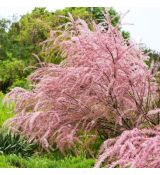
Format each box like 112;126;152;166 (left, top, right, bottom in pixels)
0;154;95;168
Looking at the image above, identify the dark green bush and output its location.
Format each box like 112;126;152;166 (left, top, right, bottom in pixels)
0;59;30;92
0;130;37;157
10;78;31;90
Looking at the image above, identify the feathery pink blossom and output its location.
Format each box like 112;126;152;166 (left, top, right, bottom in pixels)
4;14;159;152
95;125;160;168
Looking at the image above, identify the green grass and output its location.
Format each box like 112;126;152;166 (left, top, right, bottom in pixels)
0;92;14;127
0;154;95;168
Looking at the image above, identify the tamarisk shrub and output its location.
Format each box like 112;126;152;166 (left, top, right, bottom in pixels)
3;13;159;153
95;125;160;168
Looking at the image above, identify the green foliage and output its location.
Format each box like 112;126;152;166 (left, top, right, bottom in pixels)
122;31;130;40
0;155;13;168
10;78;31;90
144;48;160;67
0;19;11;61
0;154;95;168
0;92;14;127
0;59;29;92
8;8;53;61
17;8;52;44
0;130;37;157
52;7;104;26
7;7;121;64
108;7;120;26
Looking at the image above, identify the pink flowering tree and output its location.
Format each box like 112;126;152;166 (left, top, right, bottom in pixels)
95;125;160;168
3;12;160;156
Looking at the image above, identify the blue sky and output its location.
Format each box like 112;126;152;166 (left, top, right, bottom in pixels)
0;1;160;51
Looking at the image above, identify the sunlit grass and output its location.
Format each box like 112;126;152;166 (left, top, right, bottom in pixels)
0;92;15;127
0;154;95;168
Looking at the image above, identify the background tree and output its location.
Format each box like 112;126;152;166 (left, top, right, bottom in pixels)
0;7;123;92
